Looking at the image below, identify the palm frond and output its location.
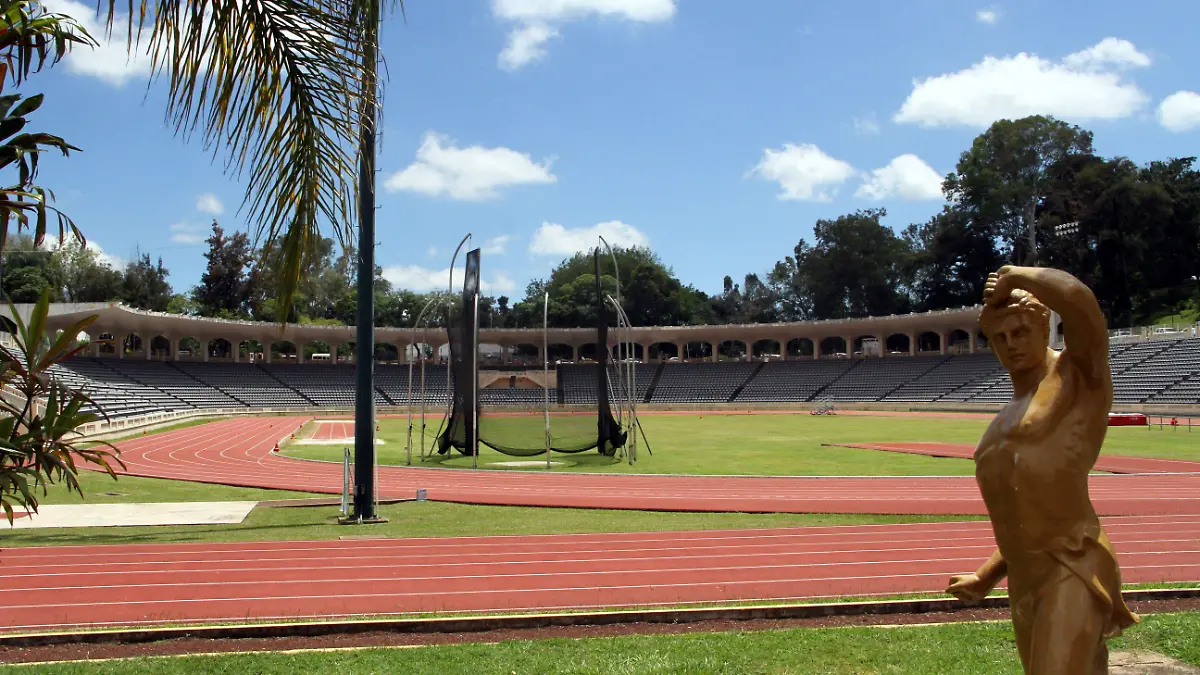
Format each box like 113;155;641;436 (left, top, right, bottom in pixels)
0;0;97;88
103;0;371;322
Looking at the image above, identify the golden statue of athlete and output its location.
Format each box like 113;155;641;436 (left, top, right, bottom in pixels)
946;266;1139;674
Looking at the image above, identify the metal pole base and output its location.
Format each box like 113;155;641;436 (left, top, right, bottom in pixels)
338;515;390;525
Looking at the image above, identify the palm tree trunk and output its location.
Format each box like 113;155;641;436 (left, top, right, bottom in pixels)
352;0;381;522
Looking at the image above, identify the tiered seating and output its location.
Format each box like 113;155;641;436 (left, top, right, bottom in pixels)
819;356;943;401
172;362;311;408
23;337;1200;420
649;362;759;403
885;353;999;402
614;363;658;402
558;364;602;404
1115;339;1196;404
59;358;192;414
263;364;391;407
100;359;239;409
48;359;164;419
376;363;450;405
1109;341;1173;375
480;388;547;405
735;359;855;402
1145;339;1200;403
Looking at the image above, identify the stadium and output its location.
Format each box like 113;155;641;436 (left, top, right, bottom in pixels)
4;246;1200;657
5;0;1200;670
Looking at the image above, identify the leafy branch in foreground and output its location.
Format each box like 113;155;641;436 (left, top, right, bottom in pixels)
0;289;122;523
0;0;95;252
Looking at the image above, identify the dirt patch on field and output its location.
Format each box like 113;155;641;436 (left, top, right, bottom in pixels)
3;597;1197;665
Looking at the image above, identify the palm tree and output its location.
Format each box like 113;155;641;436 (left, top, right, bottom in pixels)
101;0;400;521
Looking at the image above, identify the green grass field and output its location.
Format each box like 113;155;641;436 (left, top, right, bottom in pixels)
3;611;1196;674
0;496;981;548
285;412;1200;474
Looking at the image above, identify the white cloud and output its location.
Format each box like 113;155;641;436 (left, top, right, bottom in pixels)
529;220;649;256
894;38;1151;128
40;234;126;269
492;0;676;71
748;143;856;202
384;132;557;201
855;154;944;201
852;115;881;135
482;234;513;255
975;9;998;24
195;193;224;215
1157;91;1200;133
41;0;152;86
493;0;677;23
169;222;207;245
1062;37;1151;72
426;245;439;258
381;265;518;294
499;22;559;71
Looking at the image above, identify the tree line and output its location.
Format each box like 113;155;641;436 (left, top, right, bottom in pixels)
519;115;1200;330
5;115;1199;332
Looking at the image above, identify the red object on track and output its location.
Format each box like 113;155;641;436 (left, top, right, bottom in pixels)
1109;413;1148;427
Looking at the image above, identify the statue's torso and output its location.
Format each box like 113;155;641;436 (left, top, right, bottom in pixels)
974;355;1109;570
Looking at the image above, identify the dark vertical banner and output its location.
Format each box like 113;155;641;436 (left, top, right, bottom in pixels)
461;248;481;455
594;249;611;455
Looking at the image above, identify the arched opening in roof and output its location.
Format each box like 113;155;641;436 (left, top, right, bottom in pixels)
820;336;847;358
787;337;814;358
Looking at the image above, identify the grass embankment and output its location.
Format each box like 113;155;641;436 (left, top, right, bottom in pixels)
3;611;1197;674
286;413;1200;473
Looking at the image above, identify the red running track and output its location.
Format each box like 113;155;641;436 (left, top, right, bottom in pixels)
308;420;353;442
830;442;1200;475
101;417;1200;516
3;515;1199;632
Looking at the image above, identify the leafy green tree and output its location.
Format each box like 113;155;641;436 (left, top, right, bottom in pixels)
514;246;709;328
193;221;254;317
944;115;1094;264
166;293;201;316
0;234;58;302
904;206;1002;312
773;209;911;320
120;252;173;312
53;239;122;303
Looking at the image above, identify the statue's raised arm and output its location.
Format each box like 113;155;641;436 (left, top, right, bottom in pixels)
983;265;1110;389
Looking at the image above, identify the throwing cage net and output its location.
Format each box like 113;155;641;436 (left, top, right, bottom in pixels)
407;241;639;464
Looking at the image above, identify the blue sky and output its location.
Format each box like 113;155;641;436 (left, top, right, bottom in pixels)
27;0;1200;301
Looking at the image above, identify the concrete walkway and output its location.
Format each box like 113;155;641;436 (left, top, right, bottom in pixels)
7;502;258;529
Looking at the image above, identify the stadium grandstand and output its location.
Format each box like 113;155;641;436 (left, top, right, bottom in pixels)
7;301;1200;432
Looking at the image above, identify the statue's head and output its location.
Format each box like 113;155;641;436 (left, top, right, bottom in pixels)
979;289;1051;374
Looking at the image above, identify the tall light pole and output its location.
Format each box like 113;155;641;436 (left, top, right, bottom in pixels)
348;0;385;524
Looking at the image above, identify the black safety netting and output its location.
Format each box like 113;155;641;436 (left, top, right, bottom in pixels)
436;249;626;457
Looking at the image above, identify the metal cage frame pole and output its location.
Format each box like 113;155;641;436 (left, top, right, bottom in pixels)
607;296;639;464
408;294;442;464
544;291;551;470
405;347;415;465
471;291;480;470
